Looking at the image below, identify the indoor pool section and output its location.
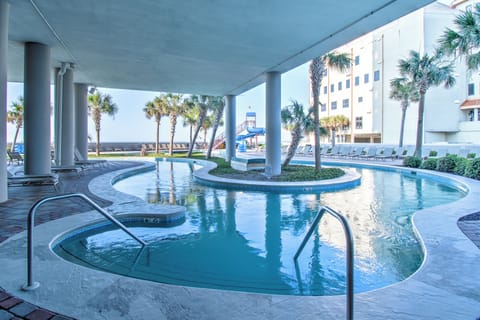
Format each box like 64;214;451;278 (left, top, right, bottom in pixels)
53;159;465;296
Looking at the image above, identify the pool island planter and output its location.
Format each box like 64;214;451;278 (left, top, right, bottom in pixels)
192;158;362;192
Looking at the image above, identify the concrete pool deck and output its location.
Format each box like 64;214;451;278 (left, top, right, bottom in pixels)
0;157;479;319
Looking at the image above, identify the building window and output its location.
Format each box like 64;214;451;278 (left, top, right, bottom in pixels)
338;81;342;91
364;73;369;84
374;70;380;81
355;76;360;86
323;69;328;76
355;116;363;129
468;83;475;96
469;110;474;121
330;84;335;93
346;79;351;89
331;101;337;110
358;96;363;103
323;86;327;94
355;55;360;65
343;99;349;108
321;103;326;112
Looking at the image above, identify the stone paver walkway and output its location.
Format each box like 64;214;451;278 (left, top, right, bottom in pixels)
0;160;142;320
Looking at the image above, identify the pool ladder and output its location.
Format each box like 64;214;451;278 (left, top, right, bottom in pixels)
21;193;147;291
294;206;354;320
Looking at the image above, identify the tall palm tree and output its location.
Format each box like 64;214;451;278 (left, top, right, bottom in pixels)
182;98;199;148
320;115;349;147
88;91;118;156
389;77;420;147
398;50;455;157
161;93;184;156
7;96;24;152
309;52;351;170
281;100;314;166
143;96;168;154
438;3;480;71
186;95;210;157
207;96;225;158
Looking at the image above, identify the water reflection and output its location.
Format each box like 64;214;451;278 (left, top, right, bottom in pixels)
107;160;465;294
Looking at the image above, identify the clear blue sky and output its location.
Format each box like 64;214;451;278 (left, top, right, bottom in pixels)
6;63;310;143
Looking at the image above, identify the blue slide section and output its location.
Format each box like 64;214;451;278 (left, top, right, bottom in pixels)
236;127;265;152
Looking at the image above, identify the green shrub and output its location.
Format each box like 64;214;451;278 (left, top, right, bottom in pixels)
467;153;476;159
429;150;438;157
403;156;422;168
454;157;470;176
436;155;458;173
420;158;438;170
464;158;480;180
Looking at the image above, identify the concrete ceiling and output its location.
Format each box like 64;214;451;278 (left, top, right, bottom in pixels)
7;0;434;96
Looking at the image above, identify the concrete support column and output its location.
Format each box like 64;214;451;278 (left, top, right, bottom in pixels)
60;68;74;165
75;83;89;159
225;95;236;161
0;0;9;202
265;72;281;176
24;42;51;175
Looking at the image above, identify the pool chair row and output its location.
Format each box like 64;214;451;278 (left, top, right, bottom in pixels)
320;145;397;161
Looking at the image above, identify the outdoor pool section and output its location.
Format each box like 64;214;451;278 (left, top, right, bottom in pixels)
52;159;466;296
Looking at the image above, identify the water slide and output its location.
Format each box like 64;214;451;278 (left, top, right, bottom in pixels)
236;127;265;152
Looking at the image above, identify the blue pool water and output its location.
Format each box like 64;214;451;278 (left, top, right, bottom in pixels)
53;160;465;296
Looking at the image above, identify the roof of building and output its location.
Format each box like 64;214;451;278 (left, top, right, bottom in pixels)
460;99;480;109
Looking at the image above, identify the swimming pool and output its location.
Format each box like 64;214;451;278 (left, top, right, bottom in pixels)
53;159;465;296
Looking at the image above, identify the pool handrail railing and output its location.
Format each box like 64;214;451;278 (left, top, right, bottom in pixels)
294;205;354;320
22;193;147;291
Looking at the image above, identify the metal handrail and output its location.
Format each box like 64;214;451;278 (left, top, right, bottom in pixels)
22;193;147;291
294;206;354;320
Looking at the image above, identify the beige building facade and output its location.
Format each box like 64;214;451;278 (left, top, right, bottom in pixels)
314;1;480;145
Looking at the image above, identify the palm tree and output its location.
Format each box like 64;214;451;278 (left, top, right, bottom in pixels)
160;93;184;156
320;115;349;147
7;96;24;152
186;95;210;157
438;3;480;71
398;50;455;157
182;98;199;148
88;91;118;156
143;96;168;154
281;100;314;166
207;96;225;158
389;77;420;147
309;52;351;170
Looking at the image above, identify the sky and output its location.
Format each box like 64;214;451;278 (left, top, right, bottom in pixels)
6;62;310;144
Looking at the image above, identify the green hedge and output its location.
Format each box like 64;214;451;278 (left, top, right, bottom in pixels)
436;155;458;173
464;158;480;180
403;156;422;168
420;158;438;170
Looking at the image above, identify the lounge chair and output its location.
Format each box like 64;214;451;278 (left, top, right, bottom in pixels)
7;171;59;190
358;146;377;160
74;149;106;167
375;147;395;161
398;146;415;159
336;145;352;158
324;145;340;157
348;146;365;159
7;151;24;165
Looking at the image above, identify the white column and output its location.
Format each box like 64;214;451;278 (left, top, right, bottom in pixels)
60;67;74;165
75;83;89;159
225;95;236;161
265;72;281;176
24;42;51;175
0;0;9;202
